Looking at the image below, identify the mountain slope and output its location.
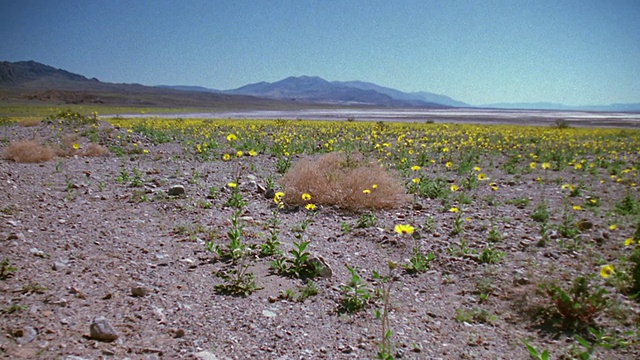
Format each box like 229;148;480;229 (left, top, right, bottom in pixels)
225;76;448;107
334;80;469;107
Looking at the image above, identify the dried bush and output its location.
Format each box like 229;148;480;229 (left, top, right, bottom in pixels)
18;118;41;127
83;143;109;157
280;152;408;211
3;140;53;163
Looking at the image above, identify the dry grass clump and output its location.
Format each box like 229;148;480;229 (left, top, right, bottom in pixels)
55;133;109;157
280;152;408;211
3;140;54;163
83;143;109;157
18;118;42;127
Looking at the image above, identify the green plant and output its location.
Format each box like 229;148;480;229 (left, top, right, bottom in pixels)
280;280;319;302
340;265;371;313
207;185;218;199
403;248;434;274
615;193;640;215
0;303;26;315
261;207;282;256
506;197;530;209
487;223;503;242
213;211;261;297
454;307;496;324
129;167;144;187
21;282;47;294
558;209;580;239
276;156;291;174
538;276;609;328
448;238;476;257
0;259;17;280
479;245;505;264
356;212;377;228
521;339;550;360
116;167;130;183
225;185;247;209
531;201;550;223
451;210;464;236
373;261;398;359
340;221;352;233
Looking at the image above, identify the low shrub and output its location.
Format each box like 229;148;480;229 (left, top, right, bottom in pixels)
280;152;408;211
3;140;53;163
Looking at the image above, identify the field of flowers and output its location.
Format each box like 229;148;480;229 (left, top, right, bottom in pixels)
103;116;640;357
2;111;640;358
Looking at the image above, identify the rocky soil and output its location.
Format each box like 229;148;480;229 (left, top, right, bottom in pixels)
0;120;639;360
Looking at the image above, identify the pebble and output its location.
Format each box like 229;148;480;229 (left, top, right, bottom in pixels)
14;326;37;344
131;285;149;297
89;316;119;342
167;185;185;196
29;247;47;258
194;350;219;360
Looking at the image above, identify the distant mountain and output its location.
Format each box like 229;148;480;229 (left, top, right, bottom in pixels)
0;60;100;89
0;60;298;109
334;80;469;107
224;76;448;108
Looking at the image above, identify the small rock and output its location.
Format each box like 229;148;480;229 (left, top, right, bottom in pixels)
577;219;594;231
307;255;333;278
63;356;91;360
7;232;26;241
89;316;119;342
262;310;277;317
29;247;47;258
14;326;37;344
173;328;185;338
265;188;275;199
194;350;219;360
53;261;67;271
131;285;149;297
167;185;185;196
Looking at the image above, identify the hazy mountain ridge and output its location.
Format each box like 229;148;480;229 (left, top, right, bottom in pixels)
1;60;639;112
224;76;447;108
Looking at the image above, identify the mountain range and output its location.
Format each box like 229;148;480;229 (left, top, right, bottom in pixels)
1;60;639;112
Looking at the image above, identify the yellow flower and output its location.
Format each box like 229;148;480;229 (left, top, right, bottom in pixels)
574;164;583;170
473;166;481;172
72;143;80;150
227;182;237;189
143;149;149;154
372;184;378;189
450;184;459;192
489;182;498;191
477;173;487;181
274;191;285;204
449;207;459;213
411;178;421;184
305;203;317;211
561;184;571;190
236;150;243;157
542;162;551;170
572;205;583;211
442;147;449;153
411;165;421;171
445;161;453;168
394;224;415;235
301;193;312;201
529;162;537;169
600;264;615;279
222;154;231;161
248;150;258;156
226;134;237;141
624;238;635;246
363;189;371;194
608;224;617;231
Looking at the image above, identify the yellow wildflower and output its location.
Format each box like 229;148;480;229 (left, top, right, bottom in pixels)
449;207;459;213
274;191;285;204
411;165;421;171
394;224;415;235
227;182;237;189
305;203;317;211
624;238;635;246
450;185;459;192
600;264;615;279
226;134;237;141
301;193;312;201
363;189;371;194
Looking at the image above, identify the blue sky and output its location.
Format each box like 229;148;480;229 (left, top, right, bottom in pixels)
1;0;639;106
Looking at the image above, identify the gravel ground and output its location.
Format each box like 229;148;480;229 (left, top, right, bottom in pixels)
1;120;639;360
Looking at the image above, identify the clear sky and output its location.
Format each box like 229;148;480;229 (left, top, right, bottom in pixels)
1;0;639;106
